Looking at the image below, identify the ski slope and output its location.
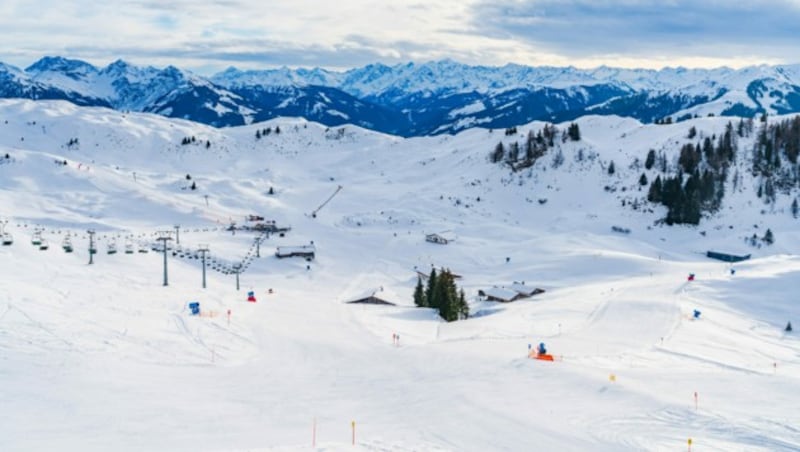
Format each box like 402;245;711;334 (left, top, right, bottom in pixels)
0;99;798;451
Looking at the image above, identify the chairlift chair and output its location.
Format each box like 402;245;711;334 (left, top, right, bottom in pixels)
1;232;12;245
62;236;74;253
39;238;49;250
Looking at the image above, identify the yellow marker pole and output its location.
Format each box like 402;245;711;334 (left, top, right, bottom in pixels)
688;438;692;451
351;420;355;446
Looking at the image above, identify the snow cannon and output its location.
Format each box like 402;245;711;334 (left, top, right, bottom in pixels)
693;309;701;320
247;290;257;303
687;273;695;281
189;302;200;316
528;342;555;361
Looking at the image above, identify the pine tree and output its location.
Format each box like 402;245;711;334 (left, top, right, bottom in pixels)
787;321;793;332
490;142;505;163
506;142;520;164
567;123;581;141
432;269;451;319
190;181;197;190
792;198;798;219
688;126;697;139
645;149;656;170
425;268;437;309
764;228;774;245
647;175;663;203
413;276;426;307
608;160;615;175
256;129;261;139
639;173;648;186
525;130;535;161
458;289;469;320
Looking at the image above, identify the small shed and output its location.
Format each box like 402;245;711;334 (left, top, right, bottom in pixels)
276;244;316;260
345;287;398;306
483;287;525;303
425;233;450;244
347;295;396;306
706;251;751;263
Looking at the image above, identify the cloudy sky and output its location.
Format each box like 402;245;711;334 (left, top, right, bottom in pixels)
2;0;800;74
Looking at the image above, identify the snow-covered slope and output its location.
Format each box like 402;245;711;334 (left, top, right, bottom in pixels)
1;100;798;451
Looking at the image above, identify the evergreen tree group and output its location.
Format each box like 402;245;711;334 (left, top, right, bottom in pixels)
567;122;581;141
255;127;273;139
413;268;469;322
751;116;800;208
488;124;562;171
646;122;736;225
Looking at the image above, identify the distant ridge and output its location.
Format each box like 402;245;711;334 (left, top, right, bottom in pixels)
3;56;800;135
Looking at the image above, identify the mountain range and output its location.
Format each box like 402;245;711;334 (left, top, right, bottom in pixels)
3;56;800;136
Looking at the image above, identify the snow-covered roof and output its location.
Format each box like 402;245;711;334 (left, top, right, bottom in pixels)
484;287;520;302
342;285;404;306
426;231;456;241
276;244;315;254
510;283;539;296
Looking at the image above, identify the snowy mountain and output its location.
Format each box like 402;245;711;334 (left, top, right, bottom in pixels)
1;99;799;451
4;56;800;136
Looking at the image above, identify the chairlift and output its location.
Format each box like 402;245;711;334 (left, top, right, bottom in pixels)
39;238;49;250
107;240;117;255
31;231;42;246
1;232;12;245
125;240;134;254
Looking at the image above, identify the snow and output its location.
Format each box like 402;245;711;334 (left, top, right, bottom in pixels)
482;286;519;302
326;110;350;120
211;59;800;101
447;101;486;118
0;99;799;451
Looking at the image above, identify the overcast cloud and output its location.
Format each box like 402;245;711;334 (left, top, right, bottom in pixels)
1;0;799;73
